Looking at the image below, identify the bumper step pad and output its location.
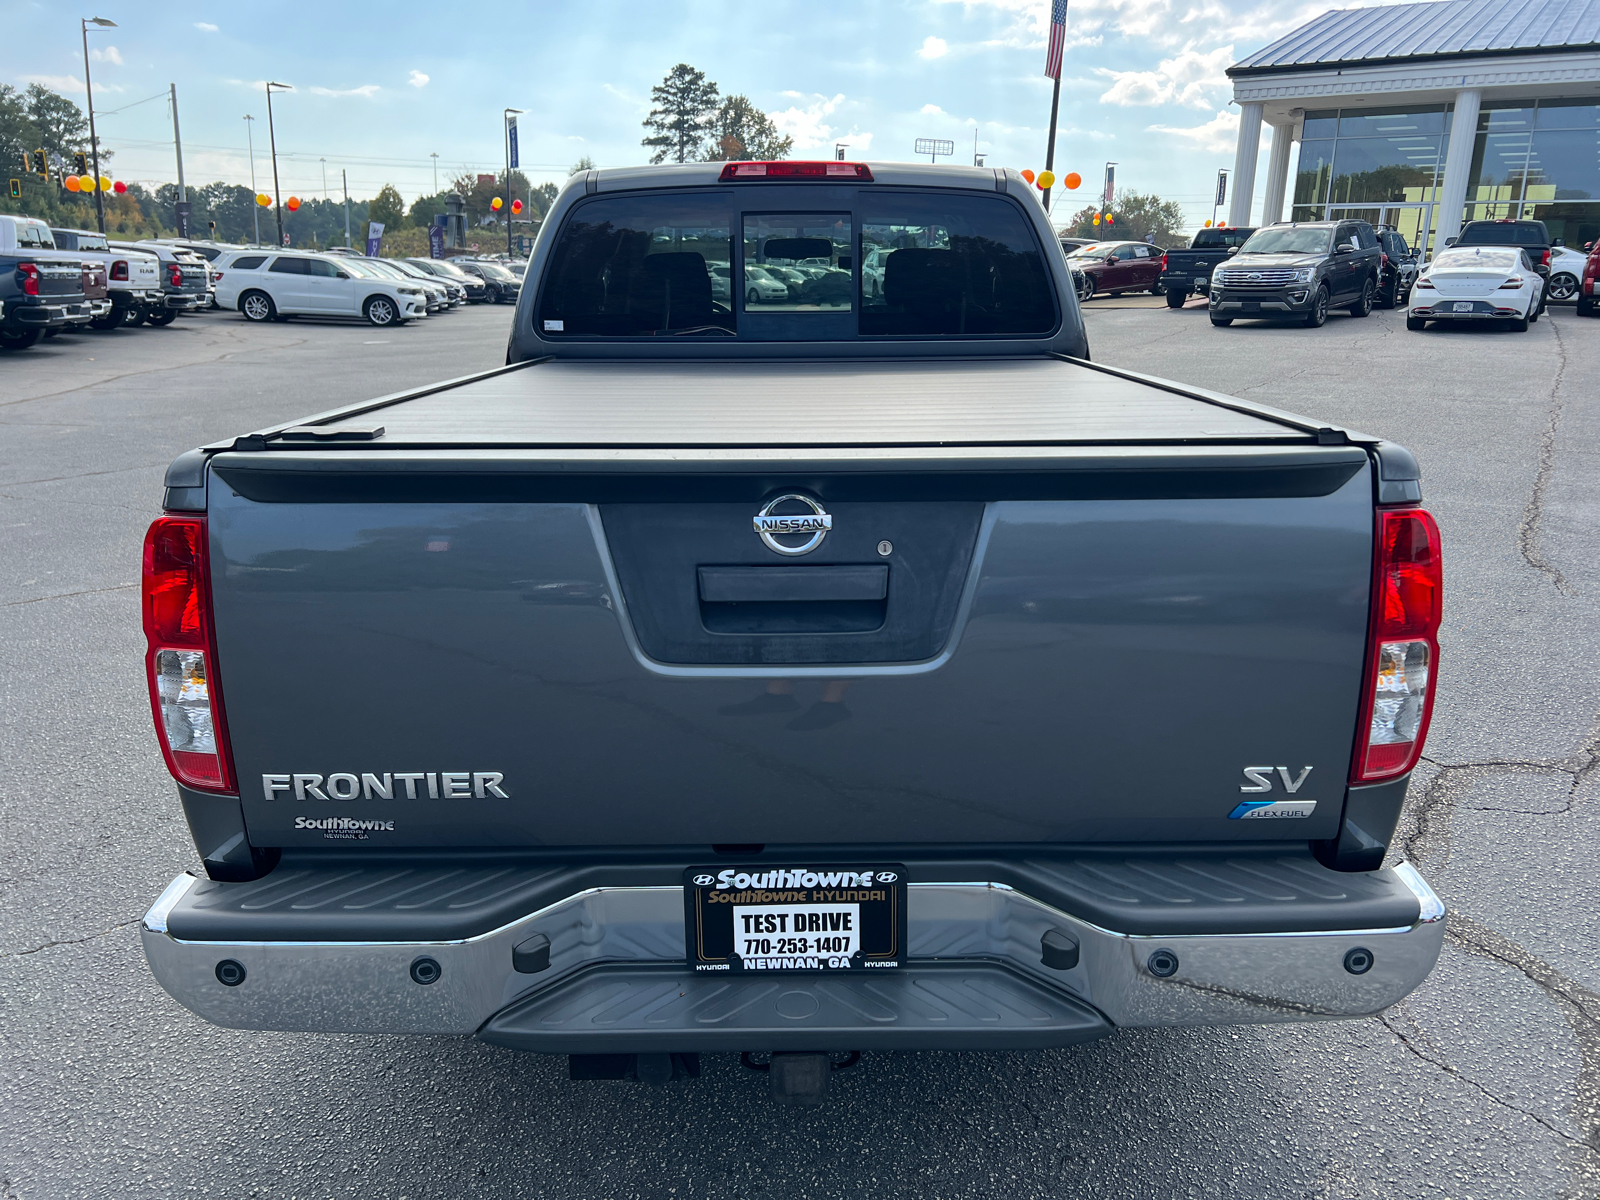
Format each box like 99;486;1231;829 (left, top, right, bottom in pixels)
479;962;1112;1054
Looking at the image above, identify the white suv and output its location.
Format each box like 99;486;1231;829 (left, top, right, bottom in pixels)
213;250;427;327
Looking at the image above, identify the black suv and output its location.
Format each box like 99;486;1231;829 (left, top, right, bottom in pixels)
1376;227;1421;309
1209;220;1383;328
453;259;521;304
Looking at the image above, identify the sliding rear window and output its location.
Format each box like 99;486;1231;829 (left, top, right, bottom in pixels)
537;188;1055;339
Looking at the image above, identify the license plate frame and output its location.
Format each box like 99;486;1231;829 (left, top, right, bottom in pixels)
1452;301;1476;312
684;863;907;975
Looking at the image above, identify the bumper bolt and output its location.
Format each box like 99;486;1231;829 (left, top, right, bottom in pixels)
410;956;442;985
1343;947;1374;975
1146;949;1179;978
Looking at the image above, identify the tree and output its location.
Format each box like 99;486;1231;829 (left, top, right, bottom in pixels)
641;64;719;164
368;184;408;231
707;95;792;161
25;83;91;160
1061;189;1187;245
569;156;595;176
530;182;559;216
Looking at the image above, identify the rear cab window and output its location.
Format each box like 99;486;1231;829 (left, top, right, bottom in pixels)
1459;222;1547;246
537;188;1055;339
1191;228;1253;249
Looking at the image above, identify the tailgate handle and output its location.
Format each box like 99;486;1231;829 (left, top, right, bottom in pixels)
698;565;887;604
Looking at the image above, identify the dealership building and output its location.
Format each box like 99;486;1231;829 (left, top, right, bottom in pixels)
1225;0;1600;253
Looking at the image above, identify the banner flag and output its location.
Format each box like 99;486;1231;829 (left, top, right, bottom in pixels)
428;223;445;258
508;116;519;169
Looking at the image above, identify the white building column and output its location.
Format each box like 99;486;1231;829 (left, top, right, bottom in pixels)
1434;88;1482;247
1228;102;1264;226
1260;122;1295;225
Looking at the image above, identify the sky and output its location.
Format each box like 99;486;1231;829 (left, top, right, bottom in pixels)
0;0;1388;233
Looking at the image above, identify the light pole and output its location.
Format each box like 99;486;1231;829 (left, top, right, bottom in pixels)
504;108;523;258
244;115;260;244
430;151;439;193
264;81;292;247
80;16;116;234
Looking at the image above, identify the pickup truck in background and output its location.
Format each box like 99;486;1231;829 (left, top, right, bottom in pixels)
139;161;1446;1104
1158;226;1255;307
2;251;91;349
51;227;163;329
1450;219;1553;315
111;240;206;326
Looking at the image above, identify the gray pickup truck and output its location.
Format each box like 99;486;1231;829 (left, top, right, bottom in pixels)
140;161;1445;1103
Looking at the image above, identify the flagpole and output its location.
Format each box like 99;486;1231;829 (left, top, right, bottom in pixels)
1041;73;1062;214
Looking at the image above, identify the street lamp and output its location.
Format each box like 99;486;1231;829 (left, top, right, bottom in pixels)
264;81;293;247
504;108;523;257
80;16;116;235
244;115;260;244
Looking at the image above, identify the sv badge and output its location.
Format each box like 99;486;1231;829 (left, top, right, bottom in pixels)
1230;765;1316;820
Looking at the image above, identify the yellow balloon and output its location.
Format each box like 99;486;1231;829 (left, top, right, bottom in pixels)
491;196;503;211
256;193;272;207
1037;170;1056;189
1204;219;1213;227
98;175;113;192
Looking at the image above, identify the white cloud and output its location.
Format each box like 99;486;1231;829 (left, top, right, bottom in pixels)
194;21;218;32
90;46;122;64
309;84;382;99
920;103;946;116
769;92;845;151
407;70;429;88
919;36;949;59
1150;108;1239;153
1096;44;1233;108
22;73;120;94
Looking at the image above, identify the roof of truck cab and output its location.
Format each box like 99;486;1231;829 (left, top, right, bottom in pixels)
241;357;1340;450
591;160;1004;193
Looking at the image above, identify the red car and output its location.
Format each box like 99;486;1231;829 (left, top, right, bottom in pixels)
1579;239;1599;318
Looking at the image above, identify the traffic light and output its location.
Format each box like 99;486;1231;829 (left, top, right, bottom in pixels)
208;221;217;236
31;149;48;178
8;178;19;199
73;152;88;176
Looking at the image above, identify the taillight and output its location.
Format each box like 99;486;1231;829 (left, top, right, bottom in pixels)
1381;253;1389;269
718;160;873;181
1160;253;1168;270
110;259;129;281
1541;249;1551;266
1352;508;1442;783
142;516;235;793
167;263;183;287
18;262;39;296
1498;276;1525;289
212;271;222;282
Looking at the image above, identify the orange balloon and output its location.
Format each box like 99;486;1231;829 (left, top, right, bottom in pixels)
1063;172;1081;190
1020;169;1035;184
286;196;301;212
64;175;81;192
511;199;522;214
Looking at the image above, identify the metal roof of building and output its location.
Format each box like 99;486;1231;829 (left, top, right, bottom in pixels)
1229;0;1600;74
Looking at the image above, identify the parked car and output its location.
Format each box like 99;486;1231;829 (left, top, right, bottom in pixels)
405;257;489;302
743;265;791;304
50;227;163;329
1449;219;1552;314
1158;226;1255;308
707;262;732;303
139;162;1447;1106
213;249;428;326
111;241;207;326
1578;240;1599;317
48;258;113;333
0;213;59;254
1065;240;1164;297
1406;244;1545;332
861;248;893;298
1545;244;1589;304
0;250;90;349
382;258;467;306
1375;227;1421;309
1058;236;1097;253
452;259;522;303
349;257;450;312
1210;220;1382;328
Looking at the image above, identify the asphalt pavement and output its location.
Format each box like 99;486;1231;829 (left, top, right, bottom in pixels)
1;298;1597;1199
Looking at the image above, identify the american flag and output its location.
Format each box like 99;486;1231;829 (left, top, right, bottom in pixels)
1044;0;1069;80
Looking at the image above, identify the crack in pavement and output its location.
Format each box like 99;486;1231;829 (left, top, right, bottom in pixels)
0;918;138;960
1445;911;1600;1162
1516;313;1576;596
2;582;136;607
1401;712;1600;868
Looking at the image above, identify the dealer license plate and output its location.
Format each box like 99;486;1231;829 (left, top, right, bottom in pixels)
1194;275;1208;286
684;863;906;974
1452;301;1475;312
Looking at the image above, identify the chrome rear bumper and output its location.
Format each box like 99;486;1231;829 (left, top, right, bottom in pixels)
141;865;1445;1049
